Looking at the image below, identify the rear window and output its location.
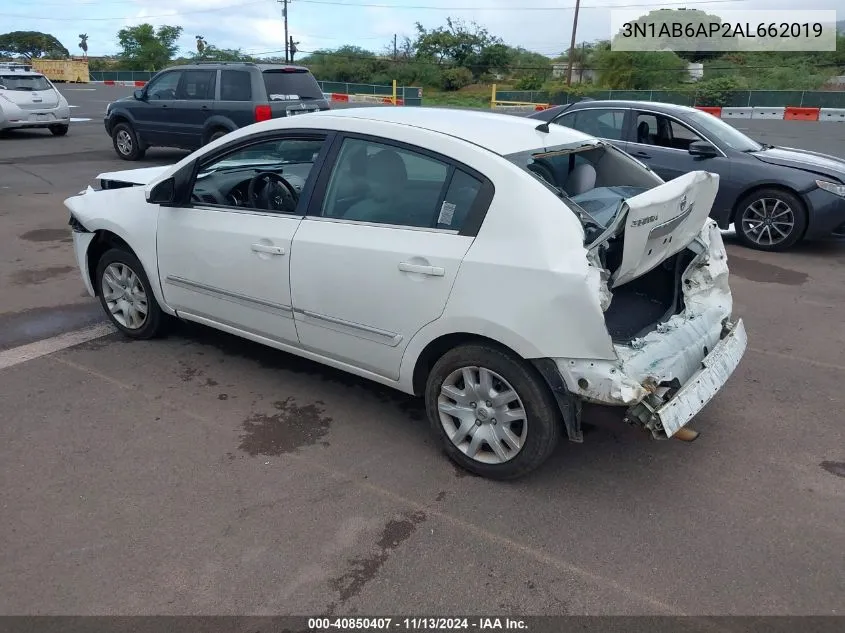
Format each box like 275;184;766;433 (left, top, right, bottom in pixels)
0;74;51;91
262;69;322;101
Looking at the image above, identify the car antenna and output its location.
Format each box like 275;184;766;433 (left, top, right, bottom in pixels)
535;122;550;133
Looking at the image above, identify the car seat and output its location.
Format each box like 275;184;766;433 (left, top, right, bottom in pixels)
564;163;597;196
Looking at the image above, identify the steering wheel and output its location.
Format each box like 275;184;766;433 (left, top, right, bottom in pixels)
247;171;299;212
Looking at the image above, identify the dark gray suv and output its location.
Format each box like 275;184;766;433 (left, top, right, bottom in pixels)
104;62;330;161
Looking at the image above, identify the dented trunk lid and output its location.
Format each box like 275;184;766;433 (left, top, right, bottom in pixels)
611;171;719;288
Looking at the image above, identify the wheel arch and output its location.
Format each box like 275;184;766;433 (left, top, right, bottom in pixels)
84;229;173;315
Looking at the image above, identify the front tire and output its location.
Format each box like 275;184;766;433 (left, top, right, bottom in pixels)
49;124;69;136
735;188;807;252
111;122;145;161
95;248;166;339
425;344;561;480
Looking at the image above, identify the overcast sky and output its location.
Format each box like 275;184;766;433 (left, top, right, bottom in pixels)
0;0;840;60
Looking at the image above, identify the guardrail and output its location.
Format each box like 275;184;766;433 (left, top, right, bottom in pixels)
695;105;844;122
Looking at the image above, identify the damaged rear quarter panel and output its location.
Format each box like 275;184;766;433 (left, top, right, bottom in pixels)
556;220;735;406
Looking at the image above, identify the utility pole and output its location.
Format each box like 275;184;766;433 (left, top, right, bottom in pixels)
565;0;581;86
393;34;397;60
279;0;290;62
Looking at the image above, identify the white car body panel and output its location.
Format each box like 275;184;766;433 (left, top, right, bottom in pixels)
65;107;745;442
613;170;719;288
157;206;301;346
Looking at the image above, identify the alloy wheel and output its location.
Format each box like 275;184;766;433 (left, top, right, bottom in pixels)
102;262;148;330
740;197;795;247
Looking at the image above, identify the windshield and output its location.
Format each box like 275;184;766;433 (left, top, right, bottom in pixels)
506;142;663;242
262;70;323;100
0;74;51;91
686;109;762;152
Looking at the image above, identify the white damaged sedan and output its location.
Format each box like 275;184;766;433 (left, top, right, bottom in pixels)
65;107;747;479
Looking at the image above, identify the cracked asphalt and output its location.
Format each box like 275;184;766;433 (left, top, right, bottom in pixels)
1;86;844;616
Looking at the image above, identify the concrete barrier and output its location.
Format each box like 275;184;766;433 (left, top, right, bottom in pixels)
751;107;786;120
721;107;753;119
784;107;820;121
819;108;845;122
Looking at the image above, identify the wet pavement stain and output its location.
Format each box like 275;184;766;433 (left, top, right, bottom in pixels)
11;265;75;286
727;255;808;286
203;378;219;387
218;393;229;401
238;397;332;456
177;361;203;382
0;302;105;351
18;228;70;242
329;511;427;604
820;461;845;478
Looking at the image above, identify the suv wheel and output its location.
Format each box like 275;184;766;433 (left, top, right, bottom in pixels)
112;122;146;161
207;128;229;143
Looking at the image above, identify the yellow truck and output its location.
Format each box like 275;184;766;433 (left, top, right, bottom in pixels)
30;59;89;83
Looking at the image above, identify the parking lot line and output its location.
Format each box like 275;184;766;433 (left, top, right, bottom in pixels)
748;347;845;372
0;323;114;371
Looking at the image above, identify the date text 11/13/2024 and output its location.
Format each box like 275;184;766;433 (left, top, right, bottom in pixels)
308;617;529;630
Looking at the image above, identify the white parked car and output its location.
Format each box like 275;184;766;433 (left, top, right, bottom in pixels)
65;107;747;479
0;63;70;136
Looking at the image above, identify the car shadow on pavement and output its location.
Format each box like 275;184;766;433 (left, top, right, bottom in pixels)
165;318;670;489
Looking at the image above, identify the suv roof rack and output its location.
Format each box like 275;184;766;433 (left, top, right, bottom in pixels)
190;61;256;66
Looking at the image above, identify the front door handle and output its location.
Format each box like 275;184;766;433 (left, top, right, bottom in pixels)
251;243;285;255
634;151;651;159
398;262;445;276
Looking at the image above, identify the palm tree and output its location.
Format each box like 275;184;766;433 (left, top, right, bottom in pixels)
196;36;206;57
78;34;88;58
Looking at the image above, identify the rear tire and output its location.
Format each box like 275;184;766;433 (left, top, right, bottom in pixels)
734;188;807;252
95;248;167;340
207;128;229;144
49;124;69;136
112;122;145;161
425;343;561;480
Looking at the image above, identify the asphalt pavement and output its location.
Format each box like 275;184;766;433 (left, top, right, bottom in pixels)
1;85;844;616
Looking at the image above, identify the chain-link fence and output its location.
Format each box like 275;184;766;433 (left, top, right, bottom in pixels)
497;89;845;108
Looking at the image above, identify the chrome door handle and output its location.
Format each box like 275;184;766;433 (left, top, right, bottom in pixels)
251;243;285;255
398;262;445;276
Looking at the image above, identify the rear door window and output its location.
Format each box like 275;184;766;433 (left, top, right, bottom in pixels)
178;70;215;100
220;70;252;101
262;70;323;101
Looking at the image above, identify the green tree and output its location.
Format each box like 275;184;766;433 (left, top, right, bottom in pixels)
0;31;69;59
594;46;688;89
413;18;513;79
188;44;253;62
116;24;183;71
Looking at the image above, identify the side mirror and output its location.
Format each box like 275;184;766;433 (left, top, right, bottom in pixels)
147;178;175;204
688;140;718;157
133;89;146;100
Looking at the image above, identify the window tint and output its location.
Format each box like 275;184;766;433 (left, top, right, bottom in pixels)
178;70;215;100
554;112;576;129
191;137;325;213
0;74;50;91
436;169;482;231
667;119;702;150
220;70;252;101
634;113;659;145
262;70;323;101
321;138;457;229
572;109;625;140
147;71;181;100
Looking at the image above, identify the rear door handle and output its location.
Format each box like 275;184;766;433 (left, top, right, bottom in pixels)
634;151;651;159
398;262;445;276
251;243;285;255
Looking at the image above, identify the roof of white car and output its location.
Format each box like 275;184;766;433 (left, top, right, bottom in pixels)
308;106;597;156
